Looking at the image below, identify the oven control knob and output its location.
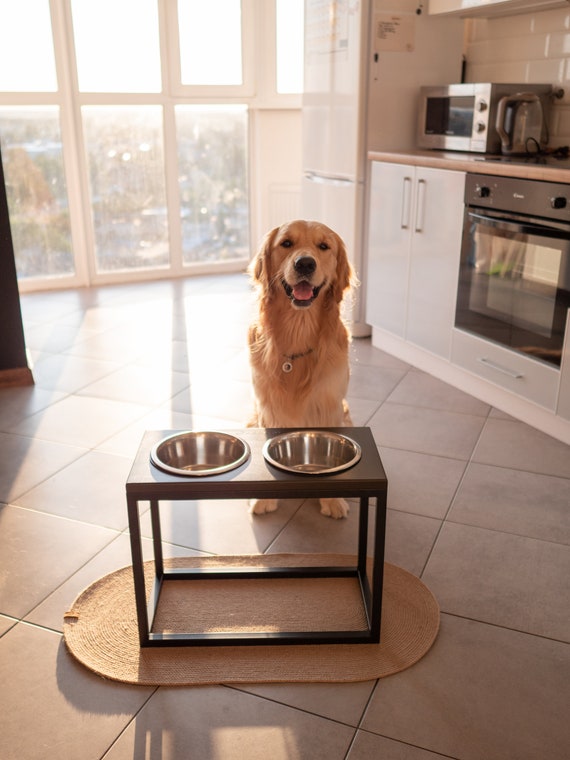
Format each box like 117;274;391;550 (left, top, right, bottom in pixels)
551;196;567;209
477;185;491;198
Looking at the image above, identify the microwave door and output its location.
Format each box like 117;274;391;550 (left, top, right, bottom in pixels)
421;95;476;150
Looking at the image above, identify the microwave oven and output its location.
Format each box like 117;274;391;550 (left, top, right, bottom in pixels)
417;83;552;153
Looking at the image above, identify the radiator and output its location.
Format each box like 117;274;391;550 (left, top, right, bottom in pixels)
268;183;301;228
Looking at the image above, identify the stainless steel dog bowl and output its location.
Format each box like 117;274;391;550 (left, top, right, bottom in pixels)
262;430;361;475
150;431;250;477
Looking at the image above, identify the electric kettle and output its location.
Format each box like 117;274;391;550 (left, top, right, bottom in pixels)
495;92;544;155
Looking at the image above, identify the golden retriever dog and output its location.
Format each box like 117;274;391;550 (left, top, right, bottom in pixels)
247;219;354;519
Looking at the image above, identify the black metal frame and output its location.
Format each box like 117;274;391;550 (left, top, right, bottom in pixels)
126;427;387;647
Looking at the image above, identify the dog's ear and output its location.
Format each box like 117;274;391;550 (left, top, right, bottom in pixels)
249;226;279;290
331;234;354;303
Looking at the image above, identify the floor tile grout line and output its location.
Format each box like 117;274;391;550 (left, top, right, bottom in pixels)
14;532;123;625
262;499;312;554
341;726;360;759
352;677;379;736
99;687;160;760
440;610;570;646
4;447;131;507
416;407;493;580
440;513;570;548
223;683;364;732
346;725;462;760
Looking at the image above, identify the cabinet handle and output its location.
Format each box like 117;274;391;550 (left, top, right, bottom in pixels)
401;176;412;229
414;178;426;233
477;357;524;379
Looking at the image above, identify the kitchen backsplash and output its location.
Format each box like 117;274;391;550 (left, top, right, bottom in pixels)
464;6;570;149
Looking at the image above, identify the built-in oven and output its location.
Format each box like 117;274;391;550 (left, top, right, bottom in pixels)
455;173;570;368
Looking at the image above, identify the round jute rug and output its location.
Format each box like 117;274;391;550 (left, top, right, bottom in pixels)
63;554;439;686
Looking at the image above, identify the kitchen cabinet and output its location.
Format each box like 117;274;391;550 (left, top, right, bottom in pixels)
366;161;465;358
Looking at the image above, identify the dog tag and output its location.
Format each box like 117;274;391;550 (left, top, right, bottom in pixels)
282;361;293;373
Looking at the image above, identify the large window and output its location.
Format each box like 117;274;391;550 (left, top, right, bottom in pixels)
0;107;73;280
82;106;169;273
72;0;162;93
176;105;249;265
0;0;302;291
178;0;243;86
0;0;57;92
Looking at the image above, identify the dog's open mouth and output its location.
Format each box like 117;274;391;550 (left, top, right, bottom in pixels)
282;279;323;307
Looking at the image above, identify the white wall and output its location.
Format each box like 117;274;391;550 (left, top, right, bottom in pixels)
251;109;302;248
465;6;570;147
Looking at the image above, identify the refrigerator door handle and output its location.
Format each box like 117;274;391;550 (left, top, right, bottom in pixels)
414;178;426;233
401;176;412;229
304;171;355;187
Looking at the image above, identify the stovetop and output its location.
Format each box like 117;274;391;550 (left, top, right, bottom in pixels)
473;150;570;171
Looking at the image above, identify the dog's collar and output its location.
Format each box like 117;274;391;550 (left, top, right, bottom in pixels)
282;348;313;373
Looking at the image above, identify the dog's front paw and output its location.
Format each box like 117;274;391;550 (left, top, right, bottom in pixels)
249;498;279;515
320;498;349;519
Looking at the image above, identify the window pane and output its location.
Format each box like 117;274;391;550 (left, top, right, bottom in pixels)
276;0;304;94
71;0;161;92
178;0;242;85
176;105;249;264
0;1;57;91
0;107;74;280
82;107;168;273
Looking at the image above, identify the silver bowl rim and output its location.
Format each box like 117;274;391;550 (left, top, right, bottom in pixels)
262;430;362;475
150;430;251;477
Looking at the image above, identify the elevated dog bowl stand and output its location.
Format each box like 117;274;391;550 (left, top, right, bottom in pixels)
126;427;387;647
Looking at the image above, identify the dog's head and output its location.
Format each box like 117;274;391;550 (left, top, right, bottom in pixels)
250;220;353;308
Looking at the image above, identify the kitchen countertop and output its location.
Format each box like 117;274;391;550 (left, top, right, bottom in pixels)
368;149;570;183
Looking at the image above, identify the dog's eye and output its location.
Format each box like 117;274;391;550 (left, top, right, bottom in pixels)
281;239;293;248
318;242;330;251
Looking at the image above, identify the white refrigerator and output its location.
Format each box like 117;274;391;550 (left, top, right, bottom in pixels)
302;0;464;336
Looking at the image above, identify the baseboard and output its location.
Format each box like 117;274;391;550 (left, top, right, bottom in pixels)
0;367;35;388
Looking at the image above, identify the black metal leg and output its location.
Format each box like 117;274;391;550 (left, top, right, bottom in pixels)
370;491;387;642
357;496;369;580
127;495;150;646
150;499;163;577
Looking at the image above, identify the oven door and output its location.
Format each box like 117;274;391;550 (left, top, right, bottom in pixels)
455;208;570;367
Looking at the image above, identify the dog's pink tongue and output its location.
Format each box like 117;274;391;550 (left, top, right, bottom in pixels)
292;282;314;301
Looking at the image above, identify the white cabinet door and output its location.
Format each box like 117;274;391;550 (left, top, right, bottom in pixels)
366;161;465;358
365;162;413;337
406;167;465;357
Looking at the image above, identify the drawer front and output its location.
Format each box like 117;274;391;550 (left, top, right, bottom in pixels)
451;329;560;410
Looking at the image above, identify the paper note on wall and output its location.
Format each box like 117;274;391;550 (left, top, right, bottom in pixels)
374;13;415;53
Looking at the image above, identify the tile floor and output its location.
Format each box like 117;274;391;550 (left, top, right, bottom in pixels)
0;273;569;759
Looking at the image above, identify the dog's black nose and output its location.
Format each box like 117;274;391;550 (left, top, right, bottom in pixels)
294;255;316;276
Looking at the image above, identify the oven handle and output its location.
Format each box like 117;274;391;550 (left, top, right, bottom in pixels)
477;356;524;379
468;211;569;241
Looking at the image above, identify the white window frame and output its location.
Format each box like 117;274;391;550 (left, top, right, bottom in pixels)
165;0;256;98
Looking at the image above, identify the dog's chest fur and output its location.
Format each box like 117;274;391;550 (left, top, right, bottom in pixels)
249;302;350;427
